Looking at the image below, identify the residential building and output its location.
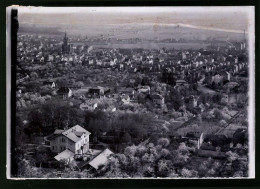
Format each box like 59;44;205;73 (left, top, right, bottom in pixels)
56;87;73;99
150;94;164;106
49;125;91;155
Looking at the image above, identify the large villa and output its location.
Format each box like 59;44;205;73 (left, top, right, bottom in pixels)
46;125;113;170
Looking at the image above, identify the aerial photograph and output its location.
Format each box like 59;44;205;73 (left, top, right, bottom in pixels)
8;6;254;178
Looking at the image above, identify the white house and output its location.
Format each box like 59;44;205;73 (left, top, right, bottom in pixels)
137;85;150;94
121;95;131;104
80;101;98;111
49;125;91;161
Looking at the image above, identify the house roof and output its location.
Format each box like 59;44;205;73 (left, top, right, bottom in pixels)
62;125;91;143
54;149;75;162
197;149;227;159
77;149;103;169
151;94;164;100
186;132;203;139
225;82;239;86
54;129;64;135
176;80;187;83
121;95;130;100
88;148;113;170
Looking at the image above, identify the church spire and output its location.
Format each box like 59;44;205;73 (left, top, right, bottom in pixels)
63;31;68;44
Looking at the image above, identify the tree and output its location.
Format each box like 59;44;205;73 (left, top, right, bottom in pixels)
36;153;49;168
143;166;155;177
160;148;170;158
124;145;137;157
156;159;172;177
17;158;42;178
173;143;192;167
233;171;244;177
158;138;170;147
30;72;38;79
168;89;184;110
121;132;132;144
226;151;239;162
74;81;84;88
212;93;222;104
181;168;198;178
219;120;227;127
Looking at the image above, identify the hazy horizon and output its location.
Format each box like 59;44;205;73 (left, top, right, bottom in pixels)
16;6;253;41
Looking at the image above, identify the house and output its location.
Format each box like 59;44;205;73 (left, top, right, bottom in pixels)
88;86;105;98
224;82;239;93
80;101;98;111
54;149;75;163
211;73;223;86
187;95;198;108
121;94;131;104
103;106;117;112
175;80;188;87
185;132;204;149
137;85;150;94
73;88;90;99
47;124;115;171
49;125;91;162
48;55;54;62
150;94;164;106
56;87;72;99
223;71;231;82
43;81;56;88
118;87;135;97
77;148;114;171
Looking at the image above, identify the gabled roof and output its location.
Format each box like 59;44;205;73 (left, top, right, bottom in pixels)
88;148;113;170
62;125;91;143
176;80;187;83
225;81;239;86
54;129;64;135
186;132;203;139
49;125;91;143
54;149;75;162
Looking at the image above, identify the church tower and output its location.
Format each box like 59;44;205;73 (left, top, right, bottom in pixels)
62;31;70;54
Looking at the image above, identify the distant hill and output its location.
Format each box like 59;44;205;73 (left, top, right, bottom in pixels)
18;23;245;42
18;24;63;36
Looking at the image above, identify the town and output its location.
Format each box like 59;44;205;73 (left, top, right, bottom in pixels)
15;31;249;178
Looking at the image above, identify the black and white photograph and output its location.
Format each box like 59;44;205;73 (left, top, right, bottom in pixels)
6;6;255;179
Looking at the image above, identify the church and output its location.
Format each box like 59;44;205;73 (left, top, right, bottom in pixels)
61;32;73;54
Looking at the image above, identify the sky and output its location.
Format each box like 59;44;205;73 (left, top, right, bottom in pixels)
15;6;254;39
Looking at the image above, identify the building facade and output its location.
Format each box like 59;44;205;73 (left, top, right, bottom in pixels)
50;125;91;155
